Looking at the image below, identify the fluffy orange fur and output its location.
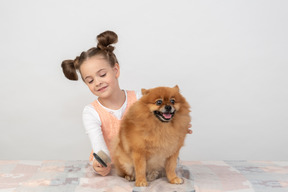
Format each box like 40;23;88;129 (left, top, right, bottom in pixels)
111;86;191;187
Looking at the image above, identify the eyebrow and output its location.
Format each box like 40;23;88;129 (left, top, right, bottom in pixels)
84;69;106;80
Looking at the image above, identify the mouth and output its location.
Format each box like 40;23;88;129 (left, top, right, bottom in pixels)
97;86;108;92
153;111;175;123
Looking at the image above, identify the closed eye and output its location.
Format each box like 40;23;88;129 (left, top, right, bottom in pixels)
100;73;106;77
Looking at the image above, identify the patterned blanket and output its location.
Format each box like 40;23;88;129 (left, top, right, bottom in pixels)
1;160;287;192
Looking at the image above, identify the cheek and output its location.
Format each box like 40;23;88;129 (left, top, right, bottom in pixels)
105;74;117;84
86;84;96;93
174;103;181;111
89;86;94;91
147;104;160;112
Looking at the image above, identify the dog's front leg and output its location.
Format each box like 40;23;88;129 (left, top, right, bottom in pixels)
132;151;148;187
165;150;183;184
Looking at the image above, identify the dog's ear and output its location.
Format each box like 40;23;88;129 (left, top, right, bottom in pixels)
141;88;150;95
173;85;180;92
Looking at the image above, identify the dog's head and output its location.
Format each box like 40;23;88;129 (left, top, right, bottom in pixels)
141;85;184;123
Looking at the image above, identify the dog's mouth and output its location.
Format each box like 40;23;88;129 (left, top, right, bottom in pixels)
153;111;175;122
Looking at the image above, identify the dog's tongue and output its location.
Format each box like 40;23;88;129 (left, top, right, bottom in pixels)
163;113;172;119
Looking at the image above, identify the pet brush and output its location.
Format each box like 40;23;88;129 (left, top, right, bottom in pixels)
93;150;111;167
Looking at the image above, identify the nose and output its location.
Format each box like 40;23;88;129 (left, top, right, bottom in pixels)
165;105;172;111
94;77;102;87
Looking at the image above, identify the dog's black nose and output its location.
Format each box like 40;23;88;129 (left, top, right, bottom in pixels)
165;105;172;111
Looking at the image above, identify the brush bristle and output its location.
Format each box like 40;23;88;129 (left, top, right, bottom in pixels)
97;150;111;164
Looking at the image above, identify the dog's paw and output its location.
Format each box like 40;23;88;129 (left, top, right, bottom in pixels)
124;175;135;181
135;179;148;187
169;177;184;184
147;170;160;181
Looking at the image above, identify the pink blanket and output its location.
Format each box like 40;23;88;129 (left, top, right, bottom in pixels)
1;160;287;192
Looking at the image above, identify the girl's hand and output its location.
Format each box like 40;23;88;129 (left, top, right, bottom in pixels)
93;159;112;176
187;124;193;134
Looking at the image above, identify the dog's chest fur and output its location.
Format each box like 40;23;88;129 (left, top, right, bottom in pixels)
137;123;183;169
144;123;184;156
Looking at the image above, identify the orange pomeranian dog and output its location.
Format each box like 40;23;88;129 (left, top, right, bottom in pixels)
111;86;191;187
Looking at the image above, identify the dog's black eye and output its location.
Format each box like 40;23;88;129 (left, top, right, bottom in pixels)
170;99;175;104
156;100;162;105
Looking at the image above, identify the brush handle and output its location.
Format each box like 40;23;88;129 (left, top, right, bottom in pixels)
93;153;107;167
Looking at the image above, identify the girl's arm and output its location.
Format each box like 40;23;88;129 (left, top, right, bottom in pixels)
187;124;192;134
82;104;110;157
82;105;111;176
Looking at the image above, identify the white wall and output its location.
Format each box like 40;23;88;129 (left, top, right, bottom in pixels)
0;0;287;160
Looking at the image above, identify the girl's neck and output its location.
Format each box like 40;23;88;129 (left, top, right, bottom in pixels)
98;89;126;110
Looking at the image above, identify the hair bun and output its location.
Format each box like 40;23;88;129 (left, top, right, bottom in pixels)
61;57;79;81
97;31;118;52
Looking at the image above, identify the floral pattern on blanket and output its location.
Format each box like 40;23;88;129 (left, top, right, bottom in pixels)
0;160;287;192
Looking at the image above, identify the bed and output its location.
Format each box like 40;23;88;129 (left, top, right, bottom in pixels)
1;160;287;192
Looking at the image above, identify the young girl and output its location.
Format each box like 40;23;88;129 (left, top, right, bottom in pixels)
61;31;192;176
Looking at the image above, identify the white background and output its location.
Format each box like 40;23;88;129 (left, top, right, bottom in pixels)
0;0;287;160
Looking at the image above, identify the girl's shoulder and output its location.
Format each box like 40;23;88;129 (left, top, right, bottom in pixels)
135;90;142;100
83;103;96;112
127;90;142;100
82;104;102;126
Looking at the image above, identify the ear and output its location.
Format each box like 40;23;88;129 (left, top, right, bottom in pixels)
141;88;150;95
173;85;180;92
114;63;120;78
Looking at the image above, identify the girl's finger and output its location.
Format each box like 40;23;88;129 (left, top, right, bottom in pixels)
100;165;111;176
94;159;104;167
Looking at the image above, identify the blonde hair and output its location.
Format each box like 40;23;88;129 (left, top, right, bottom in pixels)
61;31;118;80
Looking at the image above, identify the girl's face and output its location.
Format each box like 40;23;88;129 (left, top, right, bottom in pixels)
80;55;120;98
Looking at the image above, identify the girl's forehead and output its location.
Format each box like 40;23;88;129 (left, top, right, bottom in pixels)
81;56;110;70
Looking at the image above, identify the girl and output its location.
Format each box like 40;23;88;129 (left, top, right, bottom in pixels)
61;31;192;176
